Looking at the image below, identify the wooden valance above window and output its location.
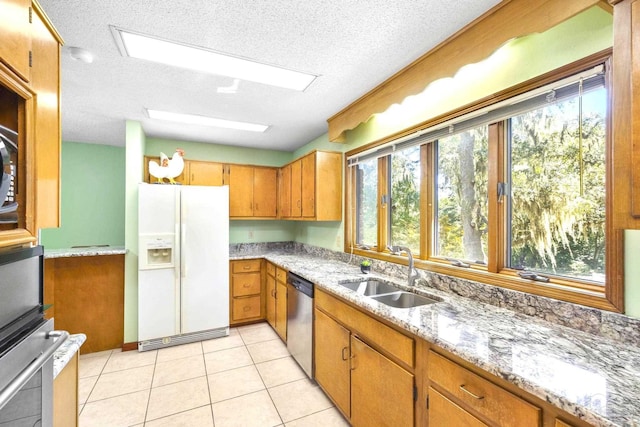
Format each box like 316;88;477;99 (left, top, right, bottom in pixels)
326;0;612;143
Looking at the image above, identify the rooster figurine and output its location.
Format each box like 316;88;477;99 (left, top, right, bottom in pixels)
149;149;185;184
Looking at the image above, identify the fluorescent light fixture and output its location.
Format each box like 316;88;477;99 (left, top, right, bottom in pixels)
111;26;317;91
147;109;269;133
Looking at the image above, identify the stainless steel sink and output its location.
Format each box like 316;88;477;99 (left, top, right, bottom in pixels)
339;280;399;296
371;291;439;308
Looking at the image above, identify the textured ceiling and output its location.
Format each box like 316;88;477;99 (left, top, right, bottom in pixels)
38;0;501;151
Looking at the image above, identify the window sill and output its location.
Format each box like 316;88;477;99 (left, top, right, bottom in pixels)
351;248;619;312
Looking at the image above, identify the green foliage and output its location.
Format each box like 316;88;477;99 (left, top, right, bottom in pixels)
390;146;421;252
356;158;378;246
509;88;606;280
436;127;489;262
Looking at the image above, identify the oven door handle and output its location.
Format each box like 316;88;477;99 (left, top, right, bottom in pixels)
0;330;69;411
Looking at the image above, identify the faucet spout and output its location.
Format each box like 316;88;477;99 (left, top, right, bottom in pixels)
388;245;419;287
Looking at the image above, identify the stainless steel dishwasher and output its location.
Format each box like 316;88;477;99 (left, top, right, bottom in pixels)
286;272;314;378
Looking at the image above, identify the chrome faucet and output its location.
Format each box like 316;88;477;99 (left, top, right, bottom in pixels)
388;245;419;287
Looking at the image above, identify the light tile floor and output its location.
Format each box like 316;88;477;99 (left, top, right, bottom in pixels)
78;323;349;427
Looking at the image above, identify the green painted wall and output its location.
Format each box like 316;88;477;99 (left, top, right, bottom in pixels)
124;120;146;343
40;141;125;249
145;138;292;167
625;230;640;318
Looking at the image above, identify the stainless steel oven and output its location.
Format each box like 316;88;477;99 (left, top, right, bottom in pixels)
0;246;68;427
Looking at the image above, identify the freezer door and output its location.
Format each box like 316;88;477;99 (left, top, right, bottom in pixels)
138;184;178;234
179;185;230;334
138;184;180;340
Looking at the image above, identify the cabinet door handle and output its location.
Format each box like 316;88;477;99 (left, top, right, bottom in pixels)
341;346;349;361
459;385;484;400
350;354;356;371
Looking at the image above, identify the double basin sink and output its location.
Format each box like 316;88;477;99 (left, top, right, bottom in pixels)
339;279;440;308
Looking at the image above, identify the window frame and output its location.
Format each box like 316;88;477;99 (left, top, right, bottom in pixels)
344;49;622;312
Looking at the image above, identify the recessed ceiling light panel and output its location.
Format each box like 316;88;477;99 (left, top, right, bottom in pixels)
147;109;269;133
111;26;317;91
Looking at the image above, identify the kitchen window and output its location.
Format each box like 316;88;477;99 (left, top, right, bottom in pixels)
435;126;489;265
389;145;421;255
346;53;617;311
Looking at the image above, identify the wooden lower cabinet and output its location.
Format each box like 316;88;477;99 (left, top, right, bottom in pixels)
53;352;79;427
350;336;414;427
274;269;287;340
428;350;540;427
44;255;124;354
230;259;264;325
314;289;414;427
266;270;277;328
314;308;351;417
265;262;287;341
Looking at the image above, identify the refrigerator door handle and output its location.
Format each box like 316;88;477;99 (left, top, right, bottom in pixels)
181;223;186;279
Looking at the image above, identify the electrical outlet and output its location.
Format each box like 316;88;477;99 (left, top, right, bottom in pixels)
335;235;341;248
248;230;254;239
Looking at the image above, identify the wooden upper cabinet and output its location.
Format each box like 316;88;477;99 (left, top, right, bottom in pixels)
611;0;640;228
301;152;316;217
279;151;342;221
253;167;277;217
290;159;302;217
32;2;63;230
189;160;224;186
229;164;254;217
278;164;292;218
0;0;32;82
228;164;277;218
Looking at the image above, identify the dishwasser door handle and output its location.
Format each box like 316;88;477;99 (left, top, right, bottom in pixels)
0;330;69;411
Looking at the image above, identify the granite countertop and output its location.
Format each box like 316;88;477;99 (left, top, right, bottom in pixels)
44;246;126;259
53;333;86;378
232;251;640;427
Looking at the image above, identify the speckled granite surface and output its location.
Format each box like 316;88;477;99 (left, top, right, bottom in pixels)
231;243;640;427
44;246;126;259
53;333;85;378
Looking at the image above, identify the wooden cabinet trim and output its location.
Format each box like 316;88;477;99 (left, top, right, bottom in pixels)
326;0;604;141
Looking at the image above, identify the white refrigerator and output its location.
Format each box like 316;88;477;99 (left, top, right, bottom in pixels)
137;183;229;351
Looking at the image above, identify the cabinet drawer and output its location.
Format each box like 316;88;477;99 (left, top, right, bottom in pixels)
232;272;261;297
232;259;262;273
316;289;414;368
276;267;287;283
429;387;488;427
428;351;540;427
232;295;262;321
266;262;276;277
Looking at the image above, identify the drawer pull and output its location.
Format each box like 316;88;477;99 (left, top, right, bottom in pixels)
341;346;349;361
459;385;484;400
243;265;251;270
243;306;252;312
243;283;251;288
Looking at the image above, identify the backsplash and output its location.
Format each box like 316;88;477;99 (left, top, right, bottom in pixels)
233;241;640;347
